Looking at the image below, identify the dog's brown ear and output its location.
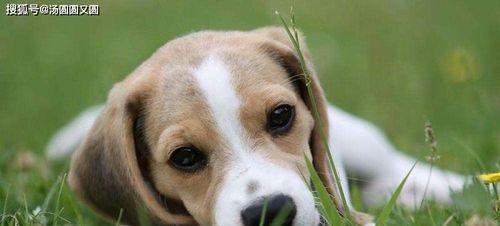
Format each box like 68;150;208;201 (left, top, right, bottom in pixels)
254;26;373;225
68;78;196;225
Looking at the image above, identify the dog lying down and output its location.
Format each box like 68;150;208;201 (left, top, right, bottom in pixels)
46;27;465;226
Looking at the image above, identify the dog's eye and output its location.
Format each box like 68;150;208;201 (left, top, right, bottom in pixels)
267;104;295;135
169;147;206;172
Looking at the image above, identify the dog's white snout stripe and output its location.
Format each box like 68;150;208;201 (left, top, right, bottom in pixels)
193;55;247;153
193;55;319;226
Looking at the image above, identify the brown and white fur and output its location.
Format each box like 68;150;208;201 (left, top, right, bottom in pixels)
46;27;465;226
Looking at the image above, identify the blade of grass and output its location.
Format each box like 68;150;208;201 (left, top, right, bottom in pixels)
450;136;486;172
375;162;417;226
43;210;71;224
419;165;434;211
269;202;294;226
66;186;84;225
350;184;364;212
53;173;67;226
392;204;411;225
258;199;268;226
138;203;152;226
115;208;124;226
305;156;342;225
1;185;10;226
491;183;498;201
41;174;61;211
426;203;437;226
276;9;351;220
22;194;30;225
297;165;313;191
442;213;456;226
3;215;19;226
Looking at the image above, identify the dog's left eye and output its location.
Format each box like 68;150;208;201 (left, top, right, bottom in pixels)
169;147;206;172
267;104;295;135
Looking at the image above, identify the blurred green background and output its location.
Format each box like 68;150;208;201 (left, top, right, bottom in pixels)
1;0;499;225
2;0;498;171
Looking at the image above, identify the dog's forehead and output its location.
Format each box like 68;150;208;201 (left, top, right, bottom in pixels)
149;33;293;123
138;31;297;149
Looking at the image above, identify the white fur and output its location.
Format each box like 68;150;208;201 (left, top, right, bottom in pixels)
45;105;103;159
327;105;465;207
193;55;319;226
192;55;247;154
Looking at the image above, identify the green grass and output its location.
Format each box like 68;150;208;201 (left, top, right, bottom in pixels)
278;9;351;223
1;0;499;225
278;12;497;226
374;163;416;226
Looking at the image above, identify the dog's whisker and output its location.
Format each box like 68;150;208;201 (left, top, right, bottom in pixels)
277;73;305;87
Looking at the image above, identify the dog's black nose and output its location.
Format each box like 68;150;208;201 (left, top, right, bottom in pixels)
241;194;296;226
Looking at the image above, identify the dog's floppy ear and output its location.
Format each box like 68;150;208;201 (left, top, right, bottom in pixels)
253;26;373;225
68;77;196;225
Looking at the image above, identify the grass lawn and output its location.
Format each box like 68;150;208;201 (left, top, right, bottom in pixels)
1;0;499;225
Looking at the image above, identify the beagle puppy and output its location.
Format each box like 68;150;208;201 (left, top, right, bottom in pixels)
46;27;465;226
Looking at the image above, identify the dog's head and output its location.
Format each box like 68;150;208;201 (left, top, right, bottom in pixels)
69;27;367;226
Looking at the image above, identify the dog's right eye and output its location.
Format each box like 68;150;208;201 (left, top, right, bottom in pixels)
169;147;207;172
267;104;295;136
